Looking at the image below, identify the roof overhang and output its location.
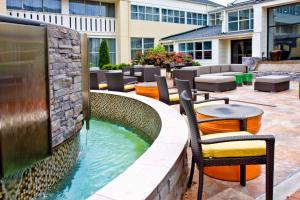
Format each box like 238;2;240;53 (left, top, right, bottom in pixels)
160;31;253;43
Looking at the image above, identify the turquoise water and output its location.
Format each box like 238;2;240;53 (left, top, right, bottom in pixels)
40;119;149;200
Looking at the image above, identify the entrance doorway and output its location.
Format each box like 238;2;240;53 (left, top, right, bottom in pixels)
231;39;252;64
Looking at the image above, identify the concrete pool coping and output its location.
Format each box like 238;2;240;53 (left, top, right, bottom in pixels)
87;91;189;200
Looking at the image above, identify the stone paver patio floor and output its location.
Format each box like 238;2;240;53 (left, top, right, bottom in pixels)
168;81;300;200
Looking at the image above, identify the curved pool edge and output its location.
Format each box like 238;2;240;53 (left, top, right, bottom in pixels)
88;91;189;200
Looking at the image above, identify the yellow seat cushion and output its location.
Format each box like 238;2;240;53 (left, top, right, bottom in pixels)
124;84;135;91
98;83;108;90
194;100;223;110
201;131;266;158
169;94;179;102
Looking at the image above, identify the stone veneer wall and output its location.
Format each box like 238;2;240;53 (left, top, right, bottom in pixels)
90;92;188;200
48;24;83;147
0;24;83;199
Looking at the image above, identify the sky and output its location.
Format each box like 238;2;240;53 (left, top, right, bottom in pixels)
210;0;235;6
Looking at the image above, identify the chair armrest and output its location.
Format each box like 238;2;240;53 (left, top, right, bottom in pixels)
194;97;229;105
126;81;138;85
169;91;179;95
200;135;275;145
197;117;247;131
192;92;209;100
168;86;177;90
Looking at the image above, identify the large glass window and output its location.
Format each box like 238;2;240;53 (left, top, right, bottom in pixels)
131;5;159;22
88;38;116;67
187;12;207;26
69;0;115;17
210;12;222;26
164;44;174;52
268;3;300;60
162;9;185;24
228;8;253;32
178;41;212;60
131;38;154;59
7;0;61;13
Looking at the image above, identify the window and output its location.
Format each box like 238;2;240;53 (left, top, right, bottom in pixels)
88;38;116;67
164;44;174;52
228;8;253;32
7;0;61;13
131;38;154;59
101;3;115;17
187;12;207;26
178;41;212;60
268;3;300;60
210;12;222;26
131;5;159;21
69;0;115;17
162;9;185;24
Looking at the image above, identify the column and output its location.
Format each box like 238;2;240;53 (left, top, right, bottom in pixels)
0;0;7;14
61;0;69;14
116;0;130;64
252;5;268;58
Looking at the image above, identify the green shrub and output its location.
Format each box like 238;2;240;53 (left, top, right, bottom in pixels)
117;63;131;69
148;44;166;54
192;61;201;66
102;64;114;70
98;40;110;69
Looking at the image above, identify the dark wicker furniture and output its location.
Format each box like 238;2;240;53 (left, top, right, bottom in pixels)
105;72;137;92
180;90;275;200
255;75;290;92
175;78;227;114
139;67;161;82
173;64;247;89
155;75;179;105
195;76;237;92
89;70;108;90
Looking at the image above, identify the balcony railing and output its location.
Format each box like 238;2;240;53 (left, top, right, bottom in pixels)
7;10;116;34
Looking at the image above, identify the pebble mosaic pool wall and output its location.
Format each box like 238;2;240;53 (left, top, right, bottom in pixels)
0;24;83;199
90;92;162;142
0;135;80;200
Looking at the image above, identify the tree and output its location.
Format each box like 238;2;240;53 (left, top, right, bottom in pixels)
98;40;110;69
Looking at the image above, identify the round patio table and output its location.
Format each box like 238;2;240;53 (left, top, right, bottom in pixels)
196;104;264;182
135;82;159;100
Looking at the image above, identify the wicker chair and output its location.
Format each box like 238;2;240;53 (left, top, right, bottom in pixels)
175;78;230;114
155;75;179;105
180;90;275;200
89;70;108;90
105;72;137;92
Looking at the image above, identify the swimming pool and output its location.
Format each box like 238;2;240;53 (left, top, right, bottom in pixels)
39;119;150;200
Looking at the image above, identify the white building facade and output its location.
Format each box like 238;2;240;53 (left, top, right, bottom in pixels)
0;0;221;66
161;0;300;65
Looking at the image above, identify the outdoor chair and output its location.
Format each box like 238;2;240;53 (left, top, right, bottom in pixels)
175;78;230;114
180;90;275;200
105;72;137;92
155;75;179;105
90;70;108;90
122;67;131;76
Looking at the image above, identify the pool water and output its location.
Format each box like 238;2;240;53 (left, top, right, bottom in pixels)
40;119;150;200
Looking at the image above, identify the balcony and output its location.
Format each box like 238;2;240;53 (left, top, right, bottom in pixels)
7;10;116;35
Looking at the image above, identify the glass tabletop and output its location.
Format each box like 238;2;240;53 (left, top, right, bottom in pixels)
196;104;264;118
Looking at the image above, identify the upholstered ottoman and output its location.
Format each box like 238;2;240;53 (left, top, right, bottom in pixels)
195;76;237;92
254;75;290;92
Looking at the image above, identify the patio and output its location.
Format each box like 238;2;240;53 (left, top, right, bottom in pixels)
166;81;300;200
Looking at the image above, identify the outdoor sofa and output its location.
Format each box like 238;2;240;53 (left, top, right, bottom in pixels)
173;64;247;89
